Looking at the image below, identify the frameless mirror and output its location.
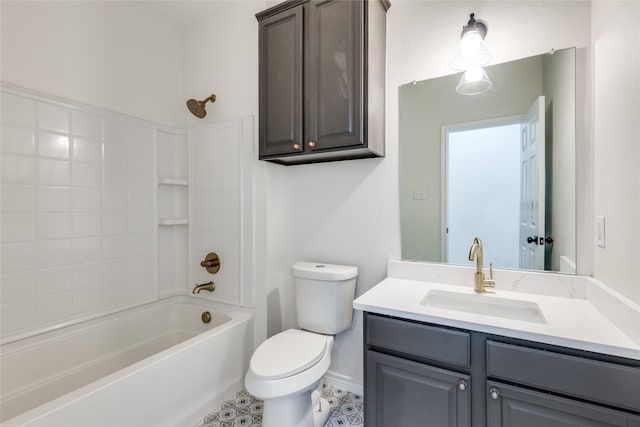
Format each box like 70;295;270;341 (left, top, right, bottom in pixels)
400;48;576;273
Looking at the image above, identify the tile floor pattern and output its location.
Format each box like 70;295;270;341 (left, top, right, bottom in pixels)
193;384;364;427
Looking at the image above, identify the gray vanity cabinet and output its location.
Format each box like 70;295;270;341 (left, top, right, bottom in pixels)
487;381;640;427
363;312;640;427
364;313;472;427
256;0;388;165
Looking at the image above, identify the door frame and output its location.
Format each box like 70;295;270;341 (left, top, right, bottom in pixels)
440;115;522;262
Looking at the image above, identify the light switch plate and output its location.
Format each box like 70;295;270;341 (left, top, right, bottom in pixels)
596;216;606;248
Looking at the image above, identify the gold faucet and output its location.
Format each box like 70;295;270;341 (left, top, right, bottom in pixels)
468;237;495;293
192;281;215;294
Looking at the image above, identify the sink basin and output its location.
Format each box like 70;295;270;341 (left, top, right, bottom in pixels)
421;289;546;324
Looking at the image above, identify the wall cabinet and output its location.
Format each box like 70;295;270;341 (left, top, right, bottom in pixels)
256;0;389;165
364;312;640;427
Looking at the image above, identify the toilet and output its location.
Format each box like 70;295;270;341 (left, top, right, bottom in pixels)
245;261;358;427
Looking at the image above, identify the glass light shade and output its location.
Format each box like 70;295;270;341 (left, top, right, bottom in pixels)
450;31;492;71
456;67;492;95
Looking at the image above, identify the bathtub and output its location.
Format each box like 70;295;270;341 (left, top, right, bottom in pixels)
0;296;254;427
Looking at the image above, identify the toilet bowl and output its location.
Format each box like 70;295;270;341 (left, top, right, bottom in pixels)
245;329;334;427
244;261;358;427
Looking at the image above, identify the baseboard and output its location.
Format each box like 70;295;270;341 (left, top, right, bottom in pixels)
323;370;363;396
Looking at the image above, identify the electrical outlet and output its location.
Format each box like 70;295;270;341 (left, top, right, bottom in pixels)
413;188;426;200
596;216;606;248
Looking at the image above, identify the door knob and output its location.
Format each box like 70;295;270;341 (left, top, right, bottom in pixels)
308;141;316;148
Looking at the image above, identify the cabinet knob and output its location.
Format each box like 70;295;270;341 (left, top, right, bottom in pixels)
489;387;500;400
308;141;316;148
293;143;301;150
457;379;467;391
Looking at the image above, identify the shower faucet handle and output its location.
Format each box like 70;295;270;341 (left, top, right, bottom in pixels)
200;252;221;274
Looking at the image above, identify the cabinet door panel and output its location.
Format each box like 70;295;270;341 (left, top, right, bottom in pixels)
307;0;363;151
487;381;631;427
366;350;470;427
258;6;303;157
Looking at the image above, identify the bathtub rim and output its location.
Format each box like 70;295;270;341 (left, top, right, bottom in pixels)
1;295;254;426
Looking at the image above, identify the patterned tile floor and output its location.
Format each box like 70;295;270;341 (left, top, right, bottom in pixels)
193;384;363;427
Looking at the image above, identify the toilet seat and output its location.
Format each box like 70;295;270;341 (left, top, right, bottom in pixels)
250;329;327;380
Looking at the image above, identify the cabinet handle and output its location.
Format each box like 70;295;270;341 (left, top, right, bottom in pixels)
489;387;500;400
308;141;316;148
293;143;301;150
457;379;467;391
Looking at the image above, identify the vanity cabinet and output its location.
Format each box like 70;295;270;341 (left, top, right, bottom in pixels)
256;0;388;165
364;314;473;427
363;312;640;427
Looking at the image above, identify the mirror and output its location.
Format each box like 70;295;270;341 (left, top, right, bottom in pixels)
400;48;576;273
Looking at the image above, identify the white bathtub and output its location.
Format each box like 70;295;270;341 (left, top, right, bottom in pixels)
0;296;254;427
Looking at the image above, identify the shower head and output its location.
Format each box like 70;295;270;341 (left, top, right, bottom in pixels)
186;94;216;118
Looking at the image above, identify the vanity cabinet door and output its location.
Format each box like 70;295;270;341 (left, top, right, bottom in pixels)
366;350;470;427
486;381;633;427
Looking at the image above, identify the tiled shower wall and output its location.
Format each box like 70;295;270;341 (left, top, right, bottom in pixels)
1;89;155;340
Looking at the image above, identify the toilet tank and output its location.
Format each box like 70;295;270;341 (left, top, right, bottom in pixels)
292;261;358;335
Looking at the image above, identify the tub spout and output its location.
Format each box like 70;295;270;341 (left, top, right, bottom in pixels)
193;281;215;294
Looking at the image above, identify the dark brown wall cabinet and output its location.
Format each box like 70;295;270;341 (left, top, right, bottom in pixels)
256;0;389;165
364;312;640;427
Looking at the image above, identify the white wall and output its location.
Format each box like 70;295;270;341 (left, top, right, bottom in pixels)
267;0;593;386
0;1;185;128
592;1;640;305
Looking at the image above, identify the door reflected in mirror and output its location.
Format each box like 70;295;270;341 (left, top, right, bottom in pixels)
400;48;576;274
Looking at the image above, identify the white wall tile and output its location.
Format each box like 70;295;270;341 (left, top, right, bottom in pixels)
2;242;38;273
103;189;127;212
73;262;102;288
71;162;101;187
72;213;102;237
102;280;129;307
103;141;127;166
38;213;72;240
1;271;38;302
37;102;69;134
2;154;36;184
37;291;73;323
1;93;35;128
39;186;71;212
71;110;102;139
102;213;127;235
127;190;150;212
72;187;101;212
73;286;102;315
1;213;37;242
127;255;150;278
73;137;102;163
2;90;156;340
39;158;70;186
1;124;35;155
37;266;73;295
129;275;154;300
2;184;37;213
37;239;72;268
1;299;37;335
38;132;69;159
72;237;102;263
102;235;128;259
102;258;128;283
127;168;151;191
128;213;152;234
103;165;127;189
128;233;150;256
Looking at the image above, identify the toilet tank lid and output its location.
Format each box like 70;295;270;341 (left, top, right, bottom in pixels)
291;261;358;281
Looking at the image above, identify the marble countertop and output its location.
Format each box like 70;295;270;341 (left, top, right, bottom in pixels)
353;262;640;361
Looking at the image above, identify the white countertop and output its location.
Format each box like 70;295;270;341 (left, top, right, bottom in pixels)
354;276;640;361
